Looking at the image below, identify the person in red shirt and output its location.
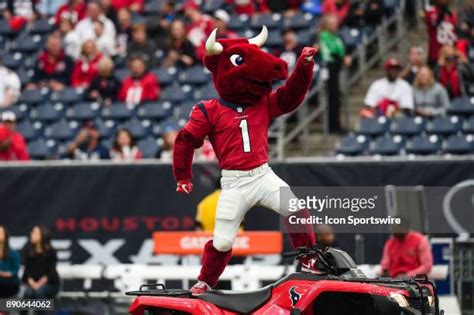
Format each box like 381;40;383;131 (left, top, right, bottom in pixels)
322;0;351;24
118;56;160;106
71;39;103;88
436;44;472;98
380;218;433;278
0;123;29;161
425;0;458;66
111;0;143;13
172;28;319;294
225;0;269;16
183;0;215;60
214;10;238;40
28;35;74;91
55;0;86;26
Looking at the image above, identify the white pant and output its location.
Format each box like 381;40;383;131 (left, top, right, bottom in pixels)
213;164;295;252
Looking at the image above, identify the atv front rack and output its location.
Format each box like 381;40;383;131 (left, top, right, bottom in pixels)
126;283;193;298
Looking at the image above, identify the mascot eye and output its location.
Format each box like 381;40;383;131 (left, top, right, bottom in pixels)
230;54;244;66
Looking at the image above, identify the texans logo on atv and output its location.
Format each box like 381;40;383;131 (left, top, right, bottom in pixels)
289;286;302;306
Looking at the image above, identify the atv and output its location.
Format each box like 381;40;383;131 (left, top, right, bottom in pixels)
126;247;442;315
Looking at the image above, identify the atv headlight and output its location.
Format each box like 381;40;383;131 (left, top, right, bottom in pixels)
389;293;410;308
427;295;434;306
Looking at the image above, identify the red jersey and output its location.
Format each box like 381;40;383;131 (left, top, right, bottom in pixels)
55;2;86;25
118;72;160;105
380;232;433;278
0;131;30;161
71;54;102;88
111;0;144;11
173;56;314;180
425;5;458;62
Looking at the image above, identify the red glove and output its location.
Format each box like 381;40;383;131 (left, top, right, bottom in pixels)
176;179;193;194
302;46;318;63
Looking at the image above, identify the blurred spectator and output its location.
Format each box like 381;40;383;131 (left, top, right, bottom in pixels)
128;24;157;66
0;123;30;161
71;39;103;88
362;58;414;117
2;111;29;158
435;45;472;98
87;56;120;105
380;218;433;278
118;56;160;106
59;18;81;59
55;0;86;26
413;65;450;117
400;46;425;84
94;20;117;56
110;128;142;160
214;9;237;39
195;181;222;232
115;8;133;57
456;25;474;61
163;19;198;68
156;123;177;161
74;1;116;44
364;0;384;28
99;0;118;27
0;56;21;108
425;0;457;66
1;0;39;21
144;0;175;47
183;0;214;60
276;28;302;69
315;224;339;249
320;14;352;133
195;139;216;161
322;0;351;24
111;0;143;13
28;34;74;91
226;0;269;16
458;1;474;38
21;226;59;311
64;121;110;160
267;0;301;14
0;226;20;298
37;0;68;17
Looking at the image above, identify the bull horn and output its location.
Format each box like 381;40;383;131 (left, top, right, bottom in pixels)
248;25;268;47
205;28;223;55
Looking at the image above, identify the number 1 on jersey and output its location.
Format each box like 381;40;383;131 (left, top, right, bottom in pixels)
239;119;251;152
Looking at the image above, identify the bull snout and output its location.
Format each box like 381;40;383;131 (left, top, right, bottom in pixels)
249;49;288;82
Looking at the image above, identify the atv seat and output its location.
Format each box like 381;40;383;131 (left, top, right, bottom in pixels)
197;285;272;314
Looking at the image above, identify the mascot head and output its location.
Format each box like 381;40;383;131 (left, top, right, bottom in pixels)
204;26;288;106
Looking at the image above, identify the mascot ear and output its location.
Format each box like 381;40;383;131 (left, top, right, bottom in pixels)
204;55;218;73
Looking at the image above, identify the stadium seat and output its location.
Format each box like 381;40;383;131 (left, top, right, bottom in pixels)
296;30;314;46
444;135;474;154
18;89;48;105
0;105;28;121
137;102;172;120
151;67;177;86
122;119;151;139
369;135;404;156
250;14;281;30
114;68;131;82
161;85;188;103
2;52;25;69
95;119;116;139
228;15;250;31
28;139;56;159
202;0;224;13
29;19;55;35
143;1;163;15
178;66;210;85
51;87;84;104
0;20;16;37
16;120;42;141
265;30;284;47
45;121;78;141
174;101;195;121
448;97;474;116
101;103;134;121
16;68;33;86
405;135;442;155
463;116;474;134
66;102;101;121
339;27;363;51
427;116;463;136
193;83;218;101
138;138;161;159
390;116;426;136
356;117;390;137
13;35;44;54
284;13;315;30
336;134;368;156
30;103;64;122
